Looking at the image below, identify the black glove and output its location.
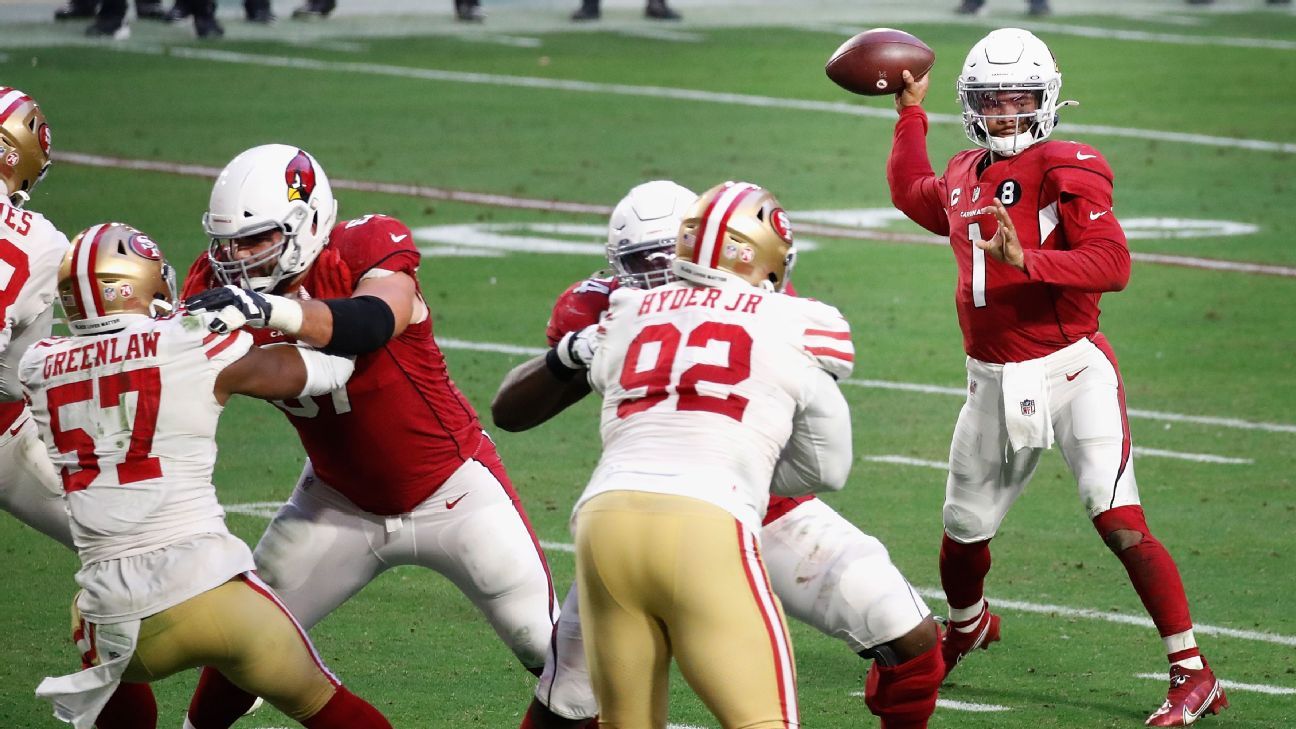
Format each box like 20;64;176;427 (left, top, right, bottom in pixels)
184;285;276;334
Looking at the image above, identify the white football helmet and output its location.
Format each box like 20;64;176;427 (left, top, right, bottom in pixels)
957;28;1075;156
606;180;698;289
203;144;338;292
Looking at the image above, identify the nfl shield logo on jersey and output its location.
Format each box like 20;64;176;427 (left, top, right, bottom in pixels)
1020;399;1035;416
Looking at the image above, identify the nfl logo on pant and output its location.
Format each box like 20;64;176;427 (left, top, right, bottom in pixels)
1020;399;1035;416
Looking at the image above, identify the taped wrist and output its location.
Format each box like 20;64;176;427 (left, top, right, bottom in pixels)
296;346;356;397
544;347;581;382
264;294;304;335
323;296;395;355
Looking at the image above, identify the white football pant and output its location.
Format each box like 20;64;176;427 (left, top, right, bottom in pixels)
944;336;1141;544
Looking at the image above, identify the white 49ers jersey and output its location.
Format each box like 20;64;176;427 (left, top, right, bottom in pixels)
19;313;256;621
0;201;68;403
579;280;854;530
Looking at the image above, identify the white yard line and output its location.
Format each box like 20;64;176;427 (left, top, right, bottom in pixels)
224;501;1296;649
52;150;1296;279
109;45;1296;157
433;336;1296;437
866;450;1253;467
912;589;1296;648
1135;673;1296;696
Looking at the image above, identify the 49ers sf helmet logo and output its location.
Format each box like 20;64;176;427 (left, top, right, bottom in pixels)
128;233;162;261
771;207;793;244
285;150;316;203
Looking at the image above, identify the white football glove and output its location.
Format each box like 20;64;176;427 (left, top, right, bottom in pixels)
556;323;603;370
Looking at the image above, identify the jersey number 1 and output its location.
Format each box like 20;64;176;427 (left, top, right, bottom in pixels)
618;321;752;421
46;368;163;492
968;222;987;308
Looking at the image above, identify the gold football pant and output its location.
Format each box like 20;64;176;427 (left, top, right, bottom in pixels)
575;490;799;729
78;574;339;721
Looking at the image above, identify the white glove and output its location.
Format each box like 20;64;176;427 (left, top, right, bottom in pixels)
556;323;603;370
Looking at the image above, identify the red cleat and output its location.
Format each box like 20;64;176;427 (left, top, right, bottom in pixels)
939;607;1000;680
1145;661;1228;726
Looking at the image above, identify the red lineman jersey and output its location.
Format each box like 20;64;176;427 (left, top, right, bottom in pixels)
183;215;487;515
887;106;1131;364
545;272;814;526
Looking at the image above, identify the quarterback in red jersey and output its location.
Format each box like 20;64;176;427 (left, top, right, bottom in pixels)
887;28;1225;726
495;181;942;729
180;144;559;728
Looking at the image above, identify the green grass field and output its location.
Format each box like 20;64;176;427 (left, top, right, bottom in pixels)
2;1;1294;726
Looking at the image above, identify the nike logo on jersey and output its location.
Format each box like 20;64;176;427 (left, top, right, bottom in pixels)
1089;210;1109;220
1065;367;1088;381
390;233;408;243
1076;152;1098;161
445;494;467;510
7;418;27;436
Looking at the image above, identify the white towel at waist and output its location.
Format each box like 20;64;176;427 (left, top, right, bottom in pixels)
1001;359;1053;450
36;619;140;729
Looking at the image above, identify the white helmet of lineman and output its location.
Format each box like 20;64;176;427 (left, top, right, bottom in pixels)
606;180;698;289
203;144;338;292
957;28;1076;156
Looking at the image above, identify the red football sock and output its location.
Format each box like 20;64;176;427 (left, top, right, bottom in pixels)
939;534;992;610
185;667;257;729
96;682;157;729
1093;505;1193;638
864;644;943;729
302;686;392;729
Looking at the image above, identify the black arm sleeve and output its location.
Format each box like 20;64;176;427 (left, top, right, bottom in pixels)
322;295;396;355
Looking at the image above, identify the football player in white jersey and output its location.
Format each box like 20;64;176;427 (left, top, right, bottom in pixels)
0;86;74;547
496;180;942;729
573;181;852;727
20;222;393;729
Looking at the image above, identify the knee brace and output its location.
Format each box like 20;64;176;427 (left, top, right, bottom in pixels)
864;644;943;729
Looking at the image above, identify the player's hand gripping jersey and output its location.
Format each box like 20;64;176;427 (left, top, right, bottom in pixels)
19;313;257;622
576;280;854;530
888;107;1130;363
183;215;484;515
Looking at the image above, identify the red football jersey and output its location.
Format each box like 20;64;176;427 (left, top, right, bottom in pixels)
546;272;814;525
888;106;1131;363
187;214;486;515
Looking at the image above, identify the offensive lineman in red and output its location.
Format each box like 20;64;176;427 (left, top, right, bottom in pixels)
886;28;1226;726
179;144;559;728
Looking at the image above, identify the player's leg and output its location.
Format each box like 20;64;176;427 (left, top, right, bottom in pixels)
667;500;798;728
522;584;599;729
0;412;74;548
940;364;1041;677
1055;337;1225;725
761;499;940;728
185;463;386;729
575;491;673;728
129;576;392;728
404;446;558;672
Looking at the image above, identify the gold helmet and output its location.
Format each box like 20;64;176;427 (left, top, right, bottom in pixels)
0;87;52;207
58;223;177;336
673;181;796;292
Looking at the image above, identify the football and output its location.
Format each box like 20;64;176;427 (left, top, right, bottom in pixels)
825;28;935;96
